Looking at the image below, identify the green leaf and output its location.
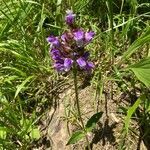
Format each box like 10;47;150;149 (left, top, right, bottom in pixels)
2;67;26;77
29;128;40;140
66;131;85;145
14;76;35;98
124;95;144;134
0;127;7;139
119;28;150;65
128;57;150;87
85;112;103;132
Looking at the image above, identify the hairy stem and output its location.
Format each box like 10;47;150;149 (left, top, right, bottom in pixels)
73;65;91;150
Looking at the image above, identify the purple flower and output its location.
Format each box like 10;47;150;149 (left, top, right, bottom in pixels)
50;49;61;60
73;30;84;47
50;49;60;56
61;33;67;42
76;57;86;68
65;10;76;25
86;61;94;70
74;30;84;41
47;35;60;47
77;56;94;71
54;62;64;72
85;31;95;43
64;58;73;71
53;58;73;72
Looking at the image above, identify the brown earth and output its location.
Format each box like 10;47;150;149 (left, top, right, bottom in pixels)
34;80;147;150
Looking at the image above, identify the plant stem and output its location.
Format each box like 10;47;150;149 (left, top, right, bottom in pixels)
107;0;114;100
73;65;91;150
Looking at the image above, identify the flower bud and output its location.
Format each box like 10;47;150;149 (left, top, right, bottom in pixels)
65;10;76;25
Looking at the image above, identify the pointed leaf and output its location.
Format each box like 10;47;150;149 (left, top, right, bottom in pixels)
66;130;85;145
15;76;35;98
124;96;144;134
85;112;103;132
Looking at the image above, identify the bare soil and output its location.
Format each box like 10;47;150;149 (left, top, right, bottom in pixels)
34;81;147;150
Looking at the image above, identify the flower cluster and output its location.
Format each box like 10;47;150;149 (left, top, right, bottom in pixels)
47;10;95;73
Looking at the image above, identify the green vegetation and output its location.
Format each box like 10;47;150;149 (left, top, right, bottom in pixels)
0;0;150;149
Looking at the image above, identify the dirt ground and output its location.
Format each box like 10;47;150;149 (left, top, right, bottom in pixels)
35;81;147;150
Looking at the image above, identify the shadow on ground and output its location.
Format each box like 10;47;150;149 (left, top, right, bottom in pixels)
85;118;117;150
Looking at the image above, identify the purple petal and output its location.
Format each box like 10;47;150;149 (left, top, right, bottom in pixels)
50;49;60;55
47;36;55;43
86;61;94;70
54;62;64;72
74;30;84;47
85;31;95;43
61;33;67;42
76;57;86;68
53;37;60;47
50;49;62;60
65;10;76;25
64;58;73;71
56;58;64;64
47;35;60;47
74;30;84;41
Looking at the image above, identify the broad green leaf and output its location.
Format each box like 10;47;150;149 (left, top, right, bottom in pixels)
66;131;85;145
85;112;103;132
29;128;41;140
128;57;150;87
125;96;144;133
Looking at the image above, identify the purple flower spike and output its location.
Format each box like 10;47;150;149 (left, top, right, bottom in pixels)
64;58;73;71
76;57;86;68
47;10;95;73
47;36;60;47
65;10;76;25
74;30;84;47
85;31;95;43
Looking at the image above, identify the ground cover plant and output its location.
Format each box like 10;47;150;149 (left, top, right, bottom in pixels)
0;0;150;149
